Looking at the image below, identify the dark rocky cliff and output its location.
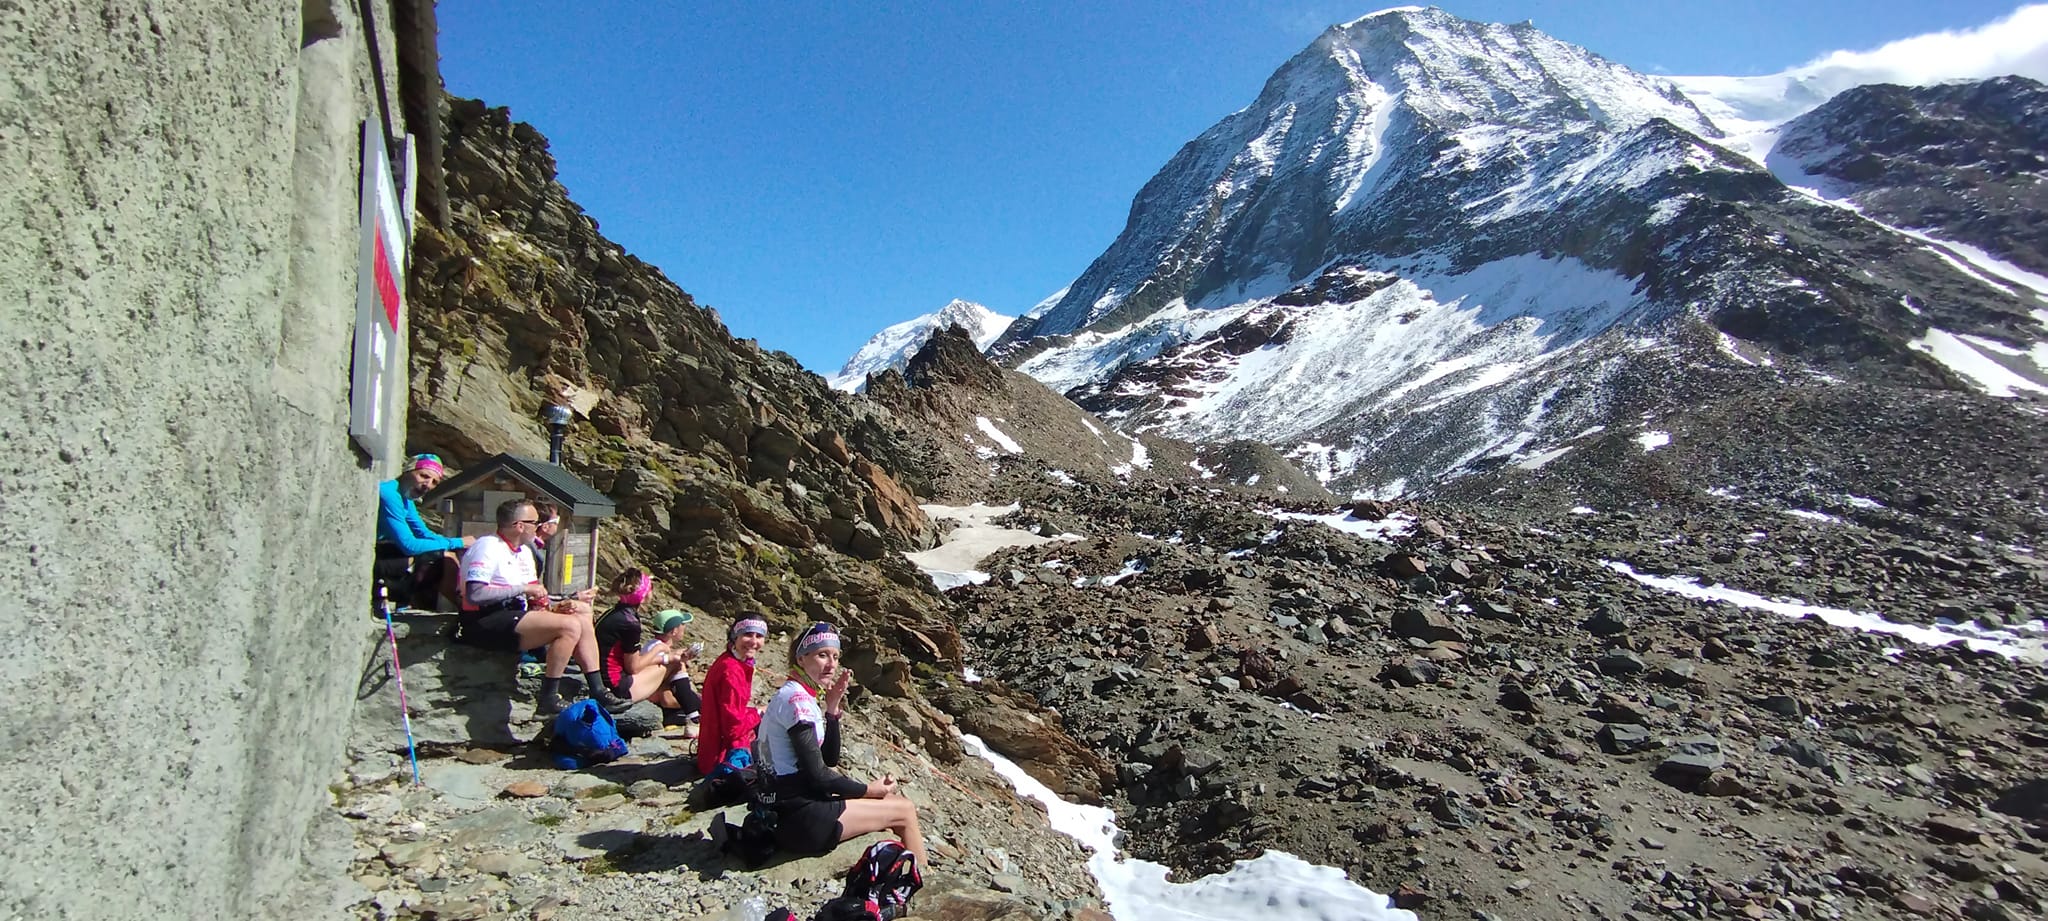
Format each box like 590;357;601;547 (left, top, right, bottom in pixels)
1772;76;2048;274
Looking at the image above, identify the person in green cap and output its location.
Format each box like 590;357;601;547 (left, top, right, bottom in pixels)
592;569;702;723
643;609;705;734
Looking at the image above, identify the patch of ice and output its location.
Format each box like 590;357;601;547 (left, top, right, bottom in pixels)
1245;474;1262;486
1843;495;1884;510
975;416;1023;454
961;735;1418;921
1783;509;1843;524
1602;561;2046;661
1636;431;1670;452
1569;506;1596;515
928;570;991;591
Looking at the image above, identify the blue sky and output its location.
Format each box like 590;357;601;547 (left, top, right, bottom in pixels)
436;1;2034;374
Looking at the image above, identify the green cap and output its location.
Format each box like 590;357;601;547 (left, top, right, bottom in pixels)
653;609;694;634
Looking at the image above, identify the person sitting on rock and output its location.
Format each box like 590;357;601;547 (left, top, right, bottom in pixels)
457;498;627;715
641;609;706;726
759;622;925;868
592;570;703;722
697;616;767;776
514;502;596;676
374;453;472;607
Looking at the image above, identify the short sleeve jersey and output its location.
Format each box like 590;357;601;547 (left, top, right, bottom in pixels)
460;534;535;590
759;679;826;776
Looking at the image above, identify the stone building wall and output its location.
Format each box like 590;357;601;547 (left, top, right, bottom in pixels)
0;2;425;916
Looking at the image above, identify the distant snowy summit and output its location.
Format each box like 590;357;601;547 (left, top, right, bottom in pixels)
982;5;2048;497
828;299;1015;392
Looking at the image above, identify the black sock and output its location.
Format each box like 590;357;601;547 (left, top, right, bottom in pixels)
583;670;606;696
539;677;563;706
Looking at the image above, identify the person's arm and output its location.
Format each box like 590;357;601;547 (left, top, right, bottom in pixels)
466;581;525;605
377;483;463;555
784;720;868;799
820;714;844;767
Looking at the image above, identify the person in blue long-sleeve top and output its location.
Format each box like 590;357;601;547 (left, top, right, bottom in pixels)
376;454;472;607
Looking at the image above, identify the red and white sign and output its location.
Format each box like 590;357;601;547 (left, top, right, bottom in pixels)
350;121;412;465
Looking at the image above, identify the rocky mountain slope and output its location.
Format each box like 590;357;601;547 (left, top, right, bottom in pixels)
353;96;1116;919
970;7;2047;499
940;463;2048;921
861;325;1328;503
1769;75;2048;275
830;299;1015;393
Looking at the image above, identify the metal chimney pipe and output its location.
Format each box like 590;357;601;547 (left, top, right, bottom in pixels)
544;404;572;465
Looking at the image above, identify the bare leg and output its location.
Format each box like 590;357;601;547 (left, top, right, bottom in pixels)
513;608;582;678
621;663;674;704
837;797;924;868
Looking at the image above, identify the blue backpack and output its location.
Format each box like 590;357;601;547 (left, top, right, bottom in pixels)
547;699;629;769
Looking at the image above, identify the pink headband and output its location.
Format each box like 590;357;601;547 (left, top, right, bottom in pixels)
731;619;768;643
618;573;652;606
407;457;445;477
795;630;840;658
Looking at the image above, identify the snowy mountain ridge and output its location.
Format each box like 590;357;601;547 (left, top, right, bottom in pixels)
828;299;1014;392
980;6;2048;498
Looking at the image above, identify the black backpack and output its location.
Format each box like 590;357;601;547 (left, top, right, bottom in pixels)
811;840;923;921
713;756;781;869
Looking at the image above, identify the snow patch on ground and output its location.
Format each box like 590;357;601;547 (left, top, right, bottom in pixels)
905;502;1079;588
1270;507;1416;542
1046;469;1079;486
1602;561;2047;662
975;416;1023;454
1513;445;1573;470
1909;328;2048;398
1636;431;1670;452
962;735;1418;921
1783;509;1843;524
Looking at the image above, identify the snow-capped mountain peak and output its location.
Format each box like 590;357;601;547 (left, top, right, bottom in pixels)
829;299;1015;392
987;6;2048;498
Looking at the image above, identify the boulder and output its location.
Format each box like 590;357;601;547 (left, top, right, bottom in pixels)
1391;607;1468;643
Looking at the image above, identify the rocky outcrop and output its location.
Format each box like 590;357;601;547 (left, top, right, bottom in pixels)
409;97;945;606
866;326;1330;502
1772;76;2048;274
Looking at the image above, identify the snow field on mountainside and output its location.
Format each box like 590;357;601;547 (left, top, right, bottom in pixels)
905;502;1077;590
1908;329;2048;398
1129;255;1646;446
1602;561;2047;662
962;735;1418;921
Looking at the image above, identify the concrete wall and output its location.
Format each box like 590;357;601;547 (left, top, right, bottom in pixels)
0;2;415;916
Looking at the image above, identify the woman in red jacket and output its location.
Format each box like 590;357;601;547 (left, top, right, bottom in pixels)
697;616;768;776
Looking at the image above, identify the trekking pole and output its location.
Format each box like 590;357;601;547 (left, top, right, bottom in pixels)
378;581;423;785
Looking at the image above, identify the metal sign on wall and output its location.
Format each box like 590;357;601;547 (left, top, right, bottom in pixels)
349;121;413;467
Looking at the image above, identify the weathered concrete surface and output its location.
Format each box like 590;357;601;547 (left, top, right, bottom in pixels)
0;2;420;917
